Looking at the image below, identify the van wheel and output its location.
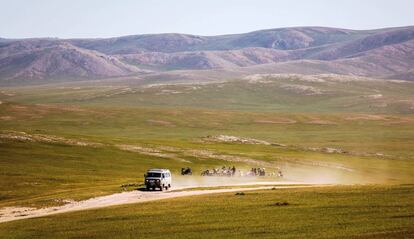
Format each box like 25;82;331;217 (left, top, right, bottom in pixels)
165;185;169;190
168;184;171;188
161;185;165;191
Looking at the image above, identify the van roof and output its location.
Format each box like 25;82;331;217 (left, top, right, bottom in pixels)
147;169;170;173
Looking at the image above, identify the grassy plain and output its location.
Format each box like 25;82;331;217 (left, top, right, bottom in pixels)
2;75;414;113
0;185;413;239
0;75;413;237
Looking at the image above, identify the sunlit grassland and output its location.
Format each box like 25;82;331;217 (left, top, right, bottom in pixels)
0;185;413;239
0;75;413;210
0;75;413;238
1;76;414;113
0;100;413;208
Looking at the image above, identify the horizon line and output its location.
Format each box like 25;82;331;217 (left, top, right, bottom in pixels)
1;25;413;40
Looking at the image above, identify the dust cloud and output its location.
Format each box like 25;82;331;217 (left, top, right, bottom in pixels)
173;161;403;187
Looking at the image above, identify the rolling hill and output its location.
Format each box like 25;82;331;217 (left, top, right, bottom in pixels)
0;26;413;85
0;40;142;85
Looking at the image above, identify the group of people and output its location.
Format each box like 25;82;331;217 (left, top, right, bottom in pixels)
199;166;283;177
246;167;266;176
201;165;236;176
241;168;283;177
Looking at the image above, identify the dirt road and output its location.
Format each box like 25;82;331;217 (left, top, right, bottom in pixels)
0;182;320;223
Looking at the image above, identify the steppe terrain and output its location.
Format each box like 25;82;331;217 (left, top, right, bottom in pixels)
0;26;413;238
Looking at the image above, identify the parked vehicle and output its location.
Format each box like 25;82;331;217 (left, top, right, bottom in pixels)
144;169;171;191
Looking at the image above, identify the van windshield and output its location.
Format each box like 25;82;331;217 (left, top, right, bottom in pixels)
146;172;161;177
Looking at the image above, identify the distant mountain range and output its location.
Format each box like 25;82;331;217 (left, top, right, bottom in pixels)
1;26;413;85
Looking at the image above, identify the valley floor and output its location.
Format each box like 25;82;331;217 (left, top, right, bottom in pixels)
0;75;413;238
0;185;413;239
0;182;315;223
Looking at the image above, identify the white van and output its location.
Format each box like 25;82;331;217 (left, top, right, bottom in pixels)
144;169;172;191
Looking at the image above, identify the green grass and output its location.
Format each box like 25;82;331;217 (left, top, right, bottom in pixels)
0;140;236;208
0;75;413;237
2;75;413;113
0;100;413;208
0;185;413;239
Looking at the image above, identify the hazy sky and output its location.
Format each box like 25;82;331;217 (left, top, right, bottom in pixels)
1;0;413;38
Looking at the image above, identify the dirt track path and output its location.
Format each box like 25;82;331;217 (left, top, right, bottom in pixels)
0;182;320;223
